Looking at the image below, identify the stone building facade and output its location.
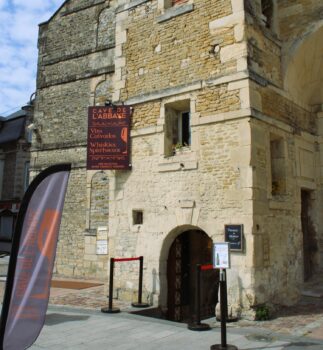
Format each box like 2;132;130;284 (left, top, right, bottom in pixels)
32;0;323;319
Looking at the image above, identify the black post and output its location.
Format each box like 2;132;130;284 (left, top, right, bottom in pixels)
188;264;210;331
101;258;120;313
220;270;227;347
210;269;238;350
132;256;149;308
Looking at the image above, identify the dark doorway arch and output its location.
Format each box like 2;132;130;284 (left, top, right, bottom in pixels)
166;230;219;322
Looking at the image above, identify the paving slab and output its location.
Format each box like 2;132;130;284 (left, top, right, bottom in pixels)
26;306;323;350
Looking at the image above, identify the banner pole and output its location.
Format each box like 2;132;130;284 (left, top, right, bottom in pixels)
0;164;71;350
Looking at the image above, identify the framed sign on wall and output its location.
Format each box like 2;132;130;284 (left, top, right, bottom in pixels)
225;224;244;252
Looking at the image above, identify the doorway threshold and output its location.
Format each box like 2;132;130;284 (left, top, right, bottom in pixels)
301;274;323;298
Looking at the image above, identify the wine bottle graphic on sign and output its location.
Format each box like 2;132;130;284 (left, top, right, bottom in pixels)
121;127;128;154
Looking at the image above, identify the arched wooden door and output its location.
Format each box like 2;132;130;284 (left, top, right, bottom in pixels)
167;230;219;322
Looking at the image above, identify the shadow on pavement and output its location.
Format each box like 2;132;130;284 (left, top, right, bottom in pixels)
45;313;90;326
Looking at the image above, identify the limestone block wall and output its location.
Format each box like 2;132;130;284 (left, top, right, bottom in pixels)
251;120;300;305
31;0;257;311
35;80;90;146
32;0;117;279
107;115;254;311
276;1;323;109
121;0;234;99
245;1;323;309
245;4;317;134
38;0;114;65
249;109;322;306
278;1;323;42
250;82;316;135
30;0;323;316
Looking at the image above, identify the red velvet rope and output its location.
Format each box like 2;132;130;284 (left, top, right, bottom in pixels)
200;264;214;271
113;257;141;262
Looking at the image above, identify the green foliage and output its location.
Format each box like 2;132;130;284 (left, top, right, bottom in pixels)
255;305;270;321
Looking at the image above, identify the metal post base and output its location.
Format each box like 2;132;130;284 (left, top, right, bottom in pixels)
188;322;211;331
131;302;150;308
210;345;238;350
101;307;120;314
216;317;238;323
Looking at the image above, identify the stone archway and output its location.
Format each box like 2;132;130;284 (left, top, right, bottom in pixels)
159;226;219;322
283;24;323;276
284;24;323;108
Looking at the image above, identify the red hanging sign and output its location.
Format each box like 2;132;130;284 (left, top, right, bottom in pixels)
87;106;132;170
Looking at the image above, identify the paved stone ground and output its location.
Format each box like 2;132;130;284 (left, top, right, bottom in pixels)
1;269;323;349
46;278;323;341
28;306;323;350
1;276;323;341
232;297;323;340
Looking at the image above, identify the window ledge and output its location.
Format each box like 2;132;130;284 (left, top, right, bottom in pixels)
268;197;292;211
158;151;198;172
157;4;194;23
84;229;97;236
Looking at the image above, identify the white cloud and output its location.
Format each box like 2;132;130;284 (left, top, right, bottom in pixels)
0;0;64;116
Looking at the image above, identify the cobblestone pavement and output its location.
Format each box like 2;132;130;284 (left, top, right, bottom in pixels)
233;296;323;340
1;277;323;342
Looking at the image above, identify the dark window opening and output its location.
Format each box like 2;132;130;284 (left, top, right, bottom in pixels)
24;161;30;193
181;112;191;147
0;213;15;241
164;100;191;156
270;134;286;196
133;210;143;225
261;0;274;28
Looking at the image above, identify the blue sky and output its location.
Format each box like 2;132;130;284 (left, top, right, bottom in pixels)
0;0;64;117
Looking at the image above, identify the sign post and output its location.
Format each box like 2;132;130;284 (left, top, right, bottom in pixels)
211;243;238;350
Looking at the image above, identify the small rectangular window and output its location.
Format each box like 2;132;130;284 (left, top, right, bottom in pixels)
261;0;273;29
24;161;30;193
133;210;143;225
270;134;286;195
0;216;14;240
158;0;194;22
27;130;32;143
180;112;191;146
164;99;191;156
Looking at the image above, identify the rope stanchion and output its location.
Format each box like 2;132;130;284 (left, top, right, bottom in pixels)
101;258;120;314
101;256;149;314
188;264;213;331
210;269;238;350
201;264;214;271
132;256;149;308
114;257;139;262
